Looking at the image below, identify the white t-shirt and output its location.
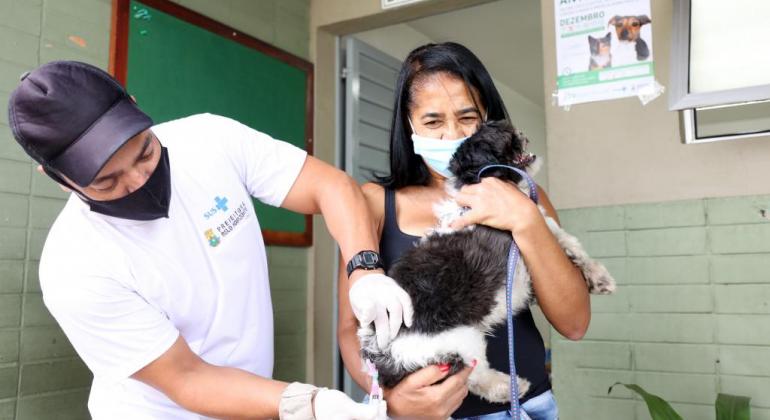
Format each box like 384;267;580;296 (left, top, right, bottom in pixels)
39;113;307;419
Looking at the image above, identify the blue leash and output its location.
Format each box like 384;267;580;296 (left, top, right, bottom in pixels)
476;165;539;420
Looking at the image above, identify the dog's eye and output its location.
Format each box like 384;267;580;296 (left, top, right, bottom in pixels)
631;22;640;27
614;23;624;28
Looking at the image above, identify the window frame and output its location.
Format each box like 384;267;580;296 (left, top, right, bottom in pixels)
669;0;770;143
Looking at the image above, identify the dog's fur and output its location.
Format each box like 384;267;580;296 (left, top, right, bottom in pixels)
359;121;616;403
608;15;651;62
589;32;612;70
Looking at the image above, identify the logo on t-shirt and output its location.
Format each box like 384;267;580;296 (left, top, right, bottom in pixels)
203;196;230;220
216;201;249;236
204;228;221;247
202;200;250;247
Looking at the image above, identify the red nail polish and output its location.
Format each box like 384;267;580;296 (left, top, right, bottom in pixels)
471;359;478;368
438;363;450;372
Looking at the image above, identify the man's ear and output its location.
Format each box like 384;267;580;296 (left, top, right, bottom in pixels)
37;165;72;193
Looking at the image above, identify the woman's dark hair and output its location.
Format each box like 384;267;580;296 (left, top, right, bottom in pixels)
375;42;511;189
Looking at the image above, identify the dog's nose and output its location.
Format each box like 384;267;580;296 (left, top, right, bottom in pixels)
620;29;629;39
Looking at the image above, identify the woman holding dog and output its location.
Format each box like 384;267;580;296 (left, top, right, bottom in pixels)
338;42;590;419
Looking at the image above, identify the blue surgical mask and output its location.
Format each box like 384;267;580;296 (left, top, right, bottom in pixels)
409;118;470;178
411;133;468;178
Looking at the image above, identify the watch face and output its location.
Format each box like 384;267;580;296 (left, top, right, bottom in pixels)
347;251;382;276
362;251;378;265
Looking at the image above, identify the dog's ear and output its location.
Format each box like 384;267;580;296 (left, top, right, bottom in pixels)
608;15;621;27
485;120;526;168
603;32;612;42
637;15;651;25
448;120;525;187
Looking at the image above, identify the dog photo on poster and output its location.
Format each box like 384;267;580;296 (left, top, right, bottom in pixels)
554;0;655;106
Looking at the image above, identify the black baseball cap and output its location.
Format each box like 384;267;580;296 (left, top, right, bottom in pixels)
7;61;153;187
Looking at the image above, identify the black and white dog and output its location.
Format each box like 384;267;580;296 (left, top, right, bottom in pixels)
359;121;616;403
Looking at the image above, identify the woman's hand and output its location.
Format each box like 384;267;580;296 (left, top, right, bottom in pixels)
385;364;473;419
450;177;541;235
451;179;591;340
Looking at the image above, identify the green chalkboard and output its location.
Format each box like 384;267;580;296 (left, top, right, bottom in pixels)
111;0;314;246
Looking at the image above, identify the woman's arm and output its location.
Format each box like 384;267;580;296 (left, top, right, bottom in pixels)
452;179;590;340
521;185;590;340
338;253;374;391
337;182;386;391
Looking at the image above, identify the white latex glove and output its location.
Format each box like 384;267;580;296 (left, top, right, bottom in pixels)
314;388;388;420
348;273;414;349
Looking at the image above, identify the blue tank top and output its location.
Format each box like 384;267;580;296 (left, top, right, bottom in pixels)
379;188;551;417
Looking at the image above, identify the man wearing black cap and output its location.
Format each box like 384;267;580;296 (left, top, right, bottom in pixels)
7;61;410;419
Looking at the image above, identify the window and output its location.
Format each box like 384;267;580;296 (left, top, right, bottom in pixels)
669;0;770;143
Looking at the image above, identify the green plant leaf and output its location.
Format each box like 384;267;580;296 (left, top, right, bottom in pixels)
608;383;683;420
716;393;751;420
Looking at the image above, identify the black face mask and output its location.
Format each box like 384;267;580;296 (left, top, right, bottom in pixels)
86;146;172;221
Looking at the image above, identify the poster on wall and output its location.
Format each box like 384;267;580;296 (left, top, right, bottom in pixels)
554;0;656;107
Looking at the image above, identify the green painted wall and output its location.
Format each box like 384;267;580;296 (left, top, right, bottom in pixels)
267;246;309;382
0;0;310;418
554;194;770;420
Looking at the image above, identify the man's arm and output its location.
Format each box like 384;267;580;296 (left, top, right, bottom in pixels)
280;155;380;269
281;156;413;348
133;335;385;420
133;335;287;419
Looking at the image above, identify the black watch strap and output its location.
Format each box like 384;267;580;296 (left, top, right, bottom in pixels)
346;250;384;277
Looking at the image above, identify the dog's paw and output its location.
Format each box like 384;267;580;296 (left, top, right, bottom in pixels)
478;374;530;403
584;261;616;294
484;377;511;403
517;375;531;399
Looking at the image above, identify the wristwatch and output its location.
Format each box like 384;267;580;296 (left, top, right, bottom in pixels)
346;250;384;277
